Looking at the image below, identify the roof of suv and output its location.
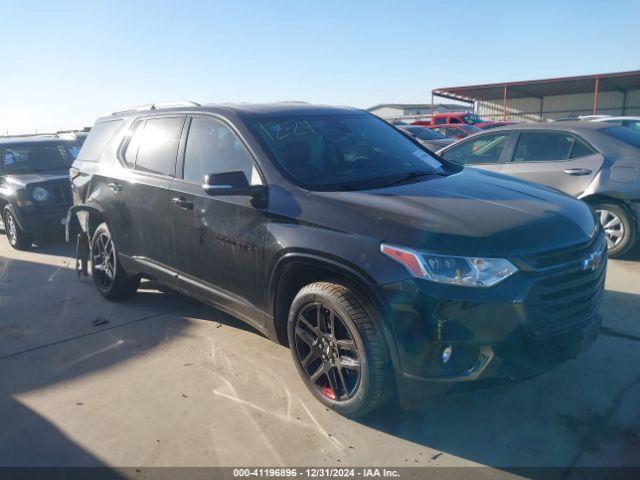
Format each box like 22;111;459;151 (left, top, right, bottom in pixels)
105;102;363;121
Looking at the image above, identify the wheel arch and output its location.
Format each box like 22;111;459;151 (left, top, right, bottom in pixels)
268;251;402;374
66;202;107;242
581;194;638;222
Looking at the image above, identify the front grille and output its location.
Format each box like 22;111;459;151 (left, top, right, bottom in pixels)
518;235;599;271
518;233;606;337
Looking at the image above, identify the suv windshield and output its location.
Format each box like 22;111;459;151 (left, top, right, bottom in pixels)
0;141;80;173
249;114;447;191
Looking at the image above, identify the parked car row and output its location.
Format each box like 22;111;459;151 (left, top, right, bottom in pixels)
0;102;625;418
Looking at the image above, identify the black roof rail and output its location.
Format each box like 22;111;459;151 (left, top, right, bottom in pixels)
110;101;201;116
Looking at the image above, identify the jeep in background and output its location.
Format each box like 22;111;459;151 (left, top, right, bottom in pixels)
68;102;605;417
0;135;80;249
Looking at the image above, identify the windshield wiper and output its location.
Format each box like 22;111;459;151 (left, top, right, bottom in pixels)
383;170;446;188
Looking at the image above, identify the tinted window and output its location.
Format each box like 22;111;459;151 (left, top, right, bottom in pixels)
603;126;640;148
570;138;597;158
449;117;461;124
248;114;447;191
513;131;574;162
1;141;79;172
134;117;184;176
434;117;447;125
77;120;123;162
461;125;483;134
183;116;259;185
444;127;463;138
404;127;447;140
441;132;511;165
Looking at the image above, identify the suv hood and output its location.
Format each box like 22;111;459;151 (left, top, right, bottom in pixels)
1;170;70;188
302;168;596;257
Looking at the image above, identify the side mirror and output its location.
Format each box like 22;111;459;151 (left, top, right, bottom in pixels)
202;170;257;196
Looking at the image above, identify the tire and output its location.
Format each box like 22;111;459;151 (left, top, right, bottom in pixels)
91;222;139;300
593;202;637;258
287;281;393;418
3;208;33;250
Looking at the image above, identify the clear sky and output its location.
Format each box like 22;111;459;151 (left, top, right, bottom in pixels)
1;0;639;134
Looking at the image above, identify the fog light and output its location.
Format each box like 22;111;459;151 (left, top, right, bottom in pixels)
441;345;453;364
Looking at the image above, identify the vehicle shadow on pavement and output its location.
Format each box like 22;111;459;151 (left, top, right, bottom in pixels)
0;251;195;471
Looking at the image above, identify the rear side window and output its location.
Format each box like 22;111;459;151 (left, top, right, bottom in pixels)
441;132;511;165
434;117;447;125
133;117;184;176
76;120;123;162
513;131;574;162
183;116;259;185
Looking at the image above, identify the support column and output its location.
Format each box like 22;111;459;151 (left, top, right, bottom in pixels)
503;84;508;121
430;91;434;122
593;77;600;115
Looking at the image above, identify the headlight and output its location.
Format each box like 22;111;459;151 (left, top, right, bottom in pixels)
381;243;518;287
32;187;50;202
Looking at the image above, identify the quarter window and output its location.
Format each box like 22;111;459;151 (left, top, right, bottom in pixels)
570;138;596;158
134;117;184;176
513;131;575;162
441;132;511;165
77;120;123;162
183;116;260;185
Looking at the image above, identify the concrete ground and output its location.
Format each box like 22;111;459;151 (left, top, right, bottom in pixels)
0;232;639;472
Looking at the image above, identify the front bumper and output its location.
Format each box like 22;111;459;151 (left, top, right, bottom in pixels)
11;204;71;233
377;234;606;408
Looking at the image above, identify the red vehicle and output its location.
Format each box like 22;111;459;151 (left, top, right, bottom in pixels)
413;112;513;130
427;124;483;139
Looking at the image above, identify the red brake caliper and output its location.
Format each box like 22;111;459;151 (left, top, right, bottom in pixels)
322;385;336;400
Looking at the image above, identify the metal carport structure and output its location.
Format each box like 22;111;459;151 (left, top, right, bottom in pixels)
431;70;640;122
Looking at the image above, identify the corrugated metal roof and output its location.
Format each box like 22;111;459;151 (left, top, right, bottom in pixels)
433;70;640;102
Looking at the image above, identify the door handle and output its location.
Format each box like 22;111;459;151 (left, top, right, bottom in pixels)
563;168;592;176
108;182;122;192
171;197;194;210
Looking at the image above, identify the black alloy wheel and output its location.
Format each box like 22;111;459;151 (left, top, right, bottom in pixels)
288;282;393;417
91;223;139;300
293;301;362;401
